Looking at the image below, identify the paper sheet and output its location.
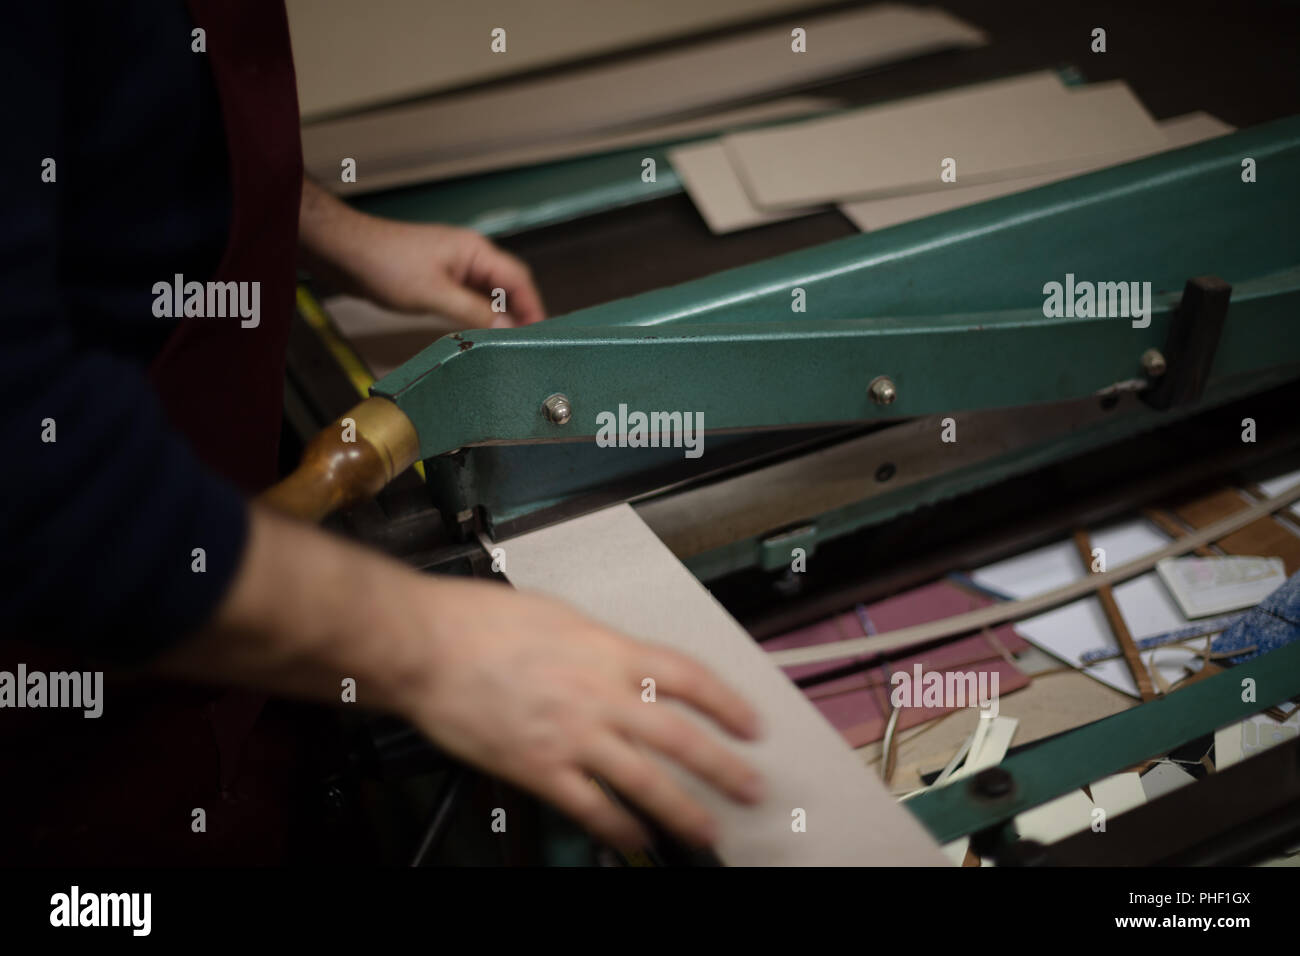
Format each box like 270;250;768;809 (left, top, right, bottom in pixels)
302;5;987;190
1256;465;1300;520
288;0;931;121
1139;761;1197;801
723;74;1167;208
763;580;1030;747
669;140;824;234
939;715;1018;865
1215;709;1300;770
1089;773;1147;818
1015;790;1096;844
675;112;1230;236
495;504;945;865
971;518;1198;698
953;715;1019;781
840;112;1234;231
316;96;841;194
1156;555;1287;618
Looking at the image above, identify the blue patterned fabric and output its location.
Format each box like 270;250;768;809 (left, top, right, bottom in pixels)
1211;569;1300;663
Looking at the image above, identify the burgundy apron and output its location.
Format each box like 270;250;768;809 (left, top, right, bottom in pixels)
2;1;307;865
151;0;302;492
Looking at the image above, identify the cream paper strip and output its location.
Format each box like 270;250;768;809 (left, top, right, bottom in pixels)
494;503;945;865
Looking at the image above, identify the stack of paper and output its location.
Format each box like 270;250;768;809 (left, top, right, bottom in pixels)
298;4;989;193
670;69;1234;234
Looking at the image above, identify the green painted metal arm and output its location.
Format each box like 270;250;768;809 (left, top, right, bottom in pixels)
377;268;1300;460
372;115;1300;460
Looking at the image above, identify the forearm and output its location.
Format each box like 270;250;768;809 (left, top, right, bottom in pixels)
298;176;382;296
154;505;431;712
151;506;762;851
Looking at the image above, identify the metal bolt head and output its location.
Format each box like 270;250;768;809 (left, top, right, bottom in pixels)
971;766;1015;800
1141;348;1167;378
869;376;897;406
542;393;572;425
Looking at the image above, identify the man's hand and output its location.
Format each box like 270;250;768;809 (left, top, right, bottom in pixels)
407;580;763;848
158;508;763;851
299;178;545;328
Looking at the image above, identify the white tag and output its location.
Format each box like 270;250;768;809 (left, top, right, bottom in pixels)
1155;556;1286;619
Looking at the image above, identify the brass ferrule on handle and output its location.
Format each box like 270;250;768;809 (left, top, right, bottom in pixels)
259;396;420;522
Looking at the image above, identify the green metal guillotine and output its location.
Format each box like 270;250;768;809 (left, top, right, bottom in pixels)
309;113;1300;857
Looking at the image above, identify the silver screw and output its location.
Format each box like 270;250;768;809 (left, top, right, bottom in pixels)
868;376;897;406
542;393;572;425
1141;349;1166;378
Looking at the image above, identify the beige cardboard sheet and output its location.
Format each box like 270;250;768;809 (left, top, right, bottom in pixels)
1089;772;1147;817
723;73;1168;208
496;504;945;865
317;97;840;195
669;140;826;233
1014;789;1096;844
301;5;987;189
288;0;842;121
839;111;1234;231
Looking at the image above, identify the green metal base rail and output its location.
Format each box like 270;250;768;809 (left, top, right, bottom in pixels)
905;638;1300;848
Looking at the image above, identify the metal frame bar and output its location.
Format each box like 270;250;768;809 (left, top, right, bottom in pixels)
374;116;1300;466
378;276;1300;461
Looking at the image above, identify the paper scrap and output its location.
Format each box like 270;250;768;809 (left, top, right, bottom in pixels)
1089;772;1147;817
936;715;1018;865
1156;555;1287;619
1215;709;1300;770
1140;761;1197;801
1015;790;1096;844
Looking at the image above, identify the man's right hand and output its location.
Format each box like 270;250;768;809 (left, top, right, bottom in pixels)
157;507;764;851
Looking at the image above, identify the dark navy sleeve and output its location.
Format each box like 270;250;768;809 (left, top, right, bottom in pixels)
0;6;250;663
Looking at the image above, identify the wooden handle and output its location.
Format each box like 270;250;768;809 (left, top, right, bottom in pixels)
259;396;420;522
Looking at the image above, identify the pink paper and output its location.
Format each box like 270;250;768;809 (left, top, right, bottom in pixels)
763;580;1030;747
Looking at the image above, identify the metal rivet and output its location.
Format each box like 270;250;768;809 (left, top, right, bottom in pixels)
869;376;897;406
1141;348;1167;377
971;767;1015;799
542;393;572;425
